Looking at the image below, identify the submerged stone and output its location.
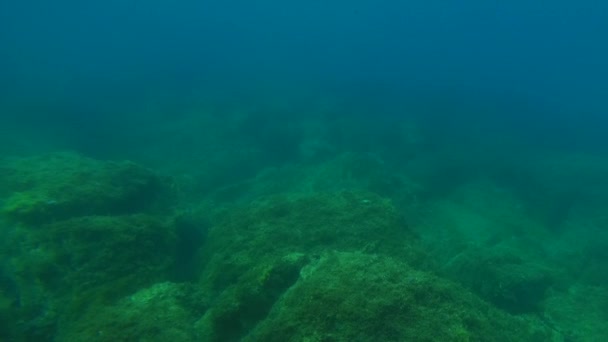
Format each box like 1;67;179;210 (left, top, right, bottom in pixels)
8;214;177;340
58;282;207;342
1;152;169;225
198;191;424;293
247;252;558;342
442;246;558;314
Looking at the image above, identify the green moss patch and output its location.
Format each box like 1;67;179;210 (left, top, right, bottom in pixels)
1;152;169;225
247;252;557;342
199;191;424;293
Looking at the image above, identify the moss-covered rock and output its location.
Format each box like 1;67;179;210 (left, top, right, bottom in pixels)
194;190;560;340
413;180;549;252
0;285;16;340
8;214;177;340
247;252;558;341
1;152;169;225
192;191;435;340
199;191;424;293
195;253;309;341
58;282;207;342
14;214;175;299
442;246;557;314
544;284;608;341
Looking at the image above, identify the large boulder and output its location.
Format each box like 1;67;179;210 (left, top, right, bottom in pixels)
199;191;424;294
7;214;177;340
57;282;206;342
247;252;557;341
1;152;169;225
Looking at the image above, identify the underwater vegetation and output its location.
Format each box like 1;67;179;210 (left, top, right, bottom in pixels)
0;153;177;340
1;152;168;224
1;110;608;342
245;252;555;341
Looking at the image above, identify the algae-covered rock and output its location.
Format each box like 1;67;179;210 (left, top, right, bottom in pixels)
12;214;176;300
1;152;169;225
442;246;557;314
247;252;558;342
199;191;424;293
414;180;549;252
195;189;559;341
58;282;207;342
193;191;430;340
8;214;177;340
195;253;309;341
0;152;186;341
0;285;16;340
544;284;608;341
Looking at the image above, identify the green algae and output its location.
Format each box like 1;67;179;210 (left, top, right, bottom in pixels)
1;152;169;225
57;282;207;342
7;214;177;339
442;246;558;314
246;252;558;342
0;153;180;340
195;253;309;341
198;191;425;294
0;134;607;341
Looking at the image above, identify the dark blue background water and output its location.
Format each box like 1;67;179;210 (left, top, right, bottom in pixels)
1;1;607;150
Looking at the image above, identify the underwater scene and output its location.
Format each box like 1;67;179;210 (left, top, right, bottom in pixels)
1;1;608;341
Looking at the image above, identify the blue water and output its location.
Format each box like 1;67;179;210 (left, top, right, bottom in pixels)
2;1;606;125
